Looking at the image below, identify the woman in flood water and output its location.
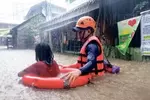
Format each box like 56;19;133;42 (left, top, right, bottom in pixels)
18;43;60;77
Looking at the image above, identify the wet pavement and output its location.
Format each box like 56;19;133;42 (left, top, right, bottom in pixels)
0;48;150;100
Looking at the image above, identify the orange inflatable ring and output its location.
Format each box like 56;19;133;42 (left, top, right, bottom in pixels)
22;68;92;89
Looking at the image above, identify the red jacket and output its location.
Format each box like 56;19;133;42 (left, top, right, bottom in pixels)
22;60;60;77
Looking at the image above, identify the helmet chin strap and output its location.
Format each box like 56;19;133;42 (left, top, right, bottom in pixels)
84;33;93;41
76;30;93;42
81;31;93;42
77;31;85;41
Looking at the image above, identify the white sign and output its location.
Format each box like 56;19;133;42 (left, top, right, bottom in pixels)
141;10;150;55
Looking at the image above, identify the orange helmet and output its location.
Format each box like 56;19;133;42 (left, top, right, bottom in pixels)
73;16;96;33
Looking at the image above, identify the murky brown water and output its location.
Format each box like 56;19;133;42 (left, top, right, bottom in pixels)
0;49;150;100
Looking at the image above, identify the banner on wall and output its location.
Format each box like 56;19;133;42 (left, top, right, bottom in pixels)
141;10;150;56
116;16;141;55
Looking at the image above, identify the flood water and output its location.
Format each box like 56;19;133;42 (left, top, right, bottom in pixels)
0;49;150;100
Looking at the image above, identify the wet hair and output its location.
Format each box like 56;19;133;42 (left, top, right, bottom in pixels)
35;43;54;65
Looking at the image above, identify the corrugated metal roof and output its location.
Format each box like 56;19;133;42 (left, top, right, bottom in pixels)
0;29;10;36
40;0;99;30
11;13;45;31
44;21;76;32
25;1;66;20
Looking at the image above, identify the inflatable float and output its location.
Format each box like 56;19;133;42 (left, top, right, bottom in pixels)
22;68;92;89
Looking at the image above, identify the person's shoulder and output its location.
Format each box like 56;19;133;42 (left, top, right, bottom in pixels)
52;60;57;63
86;41;101;55
87;42;98;49
35;61;47;67
51;60;58;66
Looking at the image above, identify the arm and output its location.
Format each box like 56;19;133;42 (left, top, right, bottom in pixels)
60;43;100;70
18;63;37;77
59;63;80;69
61;43;101;83
79;43;100;75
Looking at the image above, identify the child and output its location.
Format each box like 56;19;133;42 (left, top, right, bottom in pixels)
18;43;60;77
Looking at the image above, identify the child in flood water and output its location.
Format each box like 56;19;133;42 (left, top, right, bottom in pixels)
18;43;60;77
